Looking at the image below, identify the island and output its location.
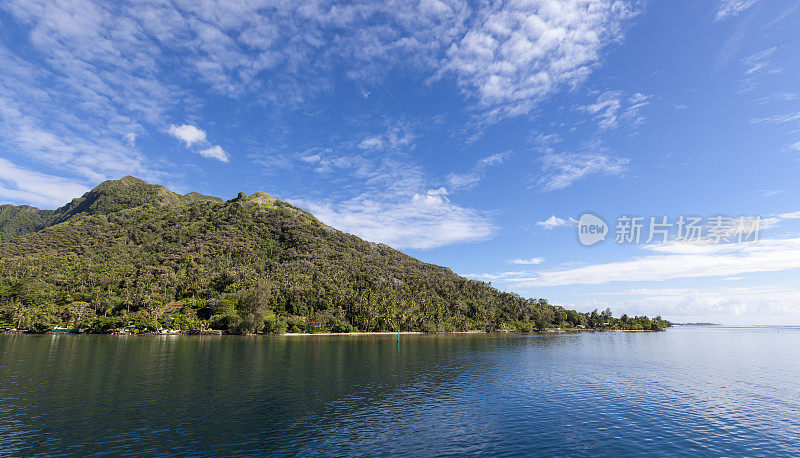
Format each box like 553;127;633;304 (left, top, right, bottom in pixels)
0;177;670;335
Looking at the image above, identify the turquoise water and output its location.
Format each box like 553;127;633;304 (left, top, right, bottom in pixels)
1;327;799;456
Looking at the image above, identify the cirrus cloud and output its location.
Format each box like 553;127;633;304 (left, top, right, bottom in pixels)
0;158;89;208
510;257;545;265
537;150;629;191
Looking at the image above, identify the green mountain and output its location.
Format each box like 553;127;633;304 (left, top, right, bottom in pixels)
0;204;55;242
0;176;222;243
0;177;669;333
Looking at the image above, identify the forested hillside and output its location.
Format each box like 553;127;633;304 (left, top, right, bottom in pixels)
0;177;669;333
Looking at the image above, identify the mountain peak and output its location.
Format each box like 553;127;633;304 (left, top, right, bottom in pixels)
229;191;279;207
55;176;181;221
117;175;147;185
92;175;166;193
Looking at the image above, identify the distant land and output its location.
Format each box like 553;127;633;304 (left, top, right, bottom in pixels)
0;177;670;334
672;323;722;326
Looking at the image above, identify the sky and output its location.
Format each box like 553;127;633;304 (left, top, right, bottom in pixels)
1;0;800;325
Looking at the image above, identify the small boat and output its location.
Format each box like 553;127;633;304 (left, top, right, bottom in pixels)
52;327;79;333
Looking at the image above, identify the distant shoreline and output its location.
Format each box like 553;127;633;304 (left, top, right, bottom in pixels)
671;322;721;326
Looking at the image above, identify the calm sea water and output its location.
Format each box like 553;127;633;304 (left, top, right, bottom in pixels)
1;326;799;456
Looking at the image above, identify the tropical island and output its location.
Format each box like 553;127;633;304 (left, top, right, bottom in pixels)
0;177;670;335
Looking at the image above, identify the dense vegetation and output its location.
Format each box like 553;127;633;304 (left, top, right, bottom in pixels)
0;204;54;242
0;177;670;334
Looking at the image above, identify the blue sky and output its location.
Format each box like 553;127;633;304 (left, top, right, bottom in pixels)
2;0;800;324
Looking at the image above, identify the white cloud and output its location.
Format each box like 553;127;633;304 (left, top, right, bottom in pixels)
293;148;375;176
285;136;497;249
443;0;637;120
537;148;629;191
468;271;529;282
0;5;178;184
750;112;800;124
580;91;622;129
300;154;322;164
742;46;778;77
489;237;800;287
536;215;576;229
739;46;782;90
0;158;89;208
0;93;149;184
0;49;152;184
624;92;651;126
297;188;496;249
510;257;544;265
529;132;562;149
578;90;650;130
0;0;642;222
580;90;622;129
447;151;511;190
755;92;800;104
447;173;482;190
757;189;784;197
124;132;137;146
476;152;510;168
756;210;800;232
0;0;638;185
168;124;207;148
358;136;384;150
357;121;417;152
716;0;759;21
168;124;228;162
198;145;230;163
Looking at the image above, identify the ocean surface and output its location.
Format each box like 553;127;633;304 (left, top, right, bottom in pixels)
1;326;799;456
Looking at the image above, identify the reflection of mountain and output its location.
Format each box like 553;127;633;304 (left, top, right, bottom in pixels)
0;334;562;453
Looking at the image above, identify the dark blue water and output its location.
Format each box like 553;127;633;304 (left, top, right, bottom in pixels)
1;327;799;456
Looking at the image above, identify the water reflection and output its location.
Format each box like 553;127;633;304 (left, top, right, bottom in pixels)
1;329;799;455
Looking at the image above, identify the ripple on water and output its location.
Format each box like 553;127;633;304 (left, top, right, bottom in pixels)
1;328;800;456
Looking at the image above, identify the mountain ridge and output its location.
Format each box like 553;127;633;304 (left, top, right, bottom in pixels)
0;176;670;334
0;176;226;242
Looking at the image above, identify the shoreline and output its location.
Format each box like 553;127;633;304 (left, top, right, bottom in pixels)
1;328;665;336
279;329;658;336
